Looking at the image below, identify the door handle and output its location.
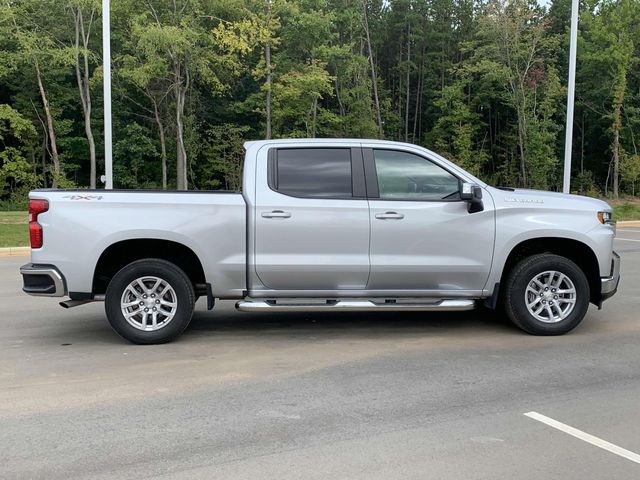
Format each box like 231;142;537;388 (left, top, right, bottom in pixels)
375;211;404;220
262;210;292;219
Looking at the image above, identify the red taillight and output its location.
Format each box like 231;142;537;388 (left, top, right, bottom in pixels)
29;222;44;248
28;199;48;249
28;199;49;220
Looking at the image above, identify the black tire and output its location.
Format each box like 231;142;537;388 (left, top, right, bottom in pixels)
503;253;590;335
105;259;195;344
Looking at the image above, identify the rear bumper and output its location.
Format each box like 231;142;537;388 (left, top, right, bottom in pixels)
600;251;620;302
20;263;67;297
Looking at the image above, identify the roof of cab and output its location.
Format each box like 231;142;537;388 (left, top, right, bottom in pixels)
243;138;424;149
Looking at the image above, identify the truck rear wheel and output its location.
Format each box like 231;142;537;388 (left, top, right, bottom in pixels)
503;253;590;335
105;259;195;344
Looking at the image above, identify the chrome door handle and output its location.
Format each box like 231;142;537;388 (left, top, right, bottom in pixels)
262;210;292;219
375;211;404;220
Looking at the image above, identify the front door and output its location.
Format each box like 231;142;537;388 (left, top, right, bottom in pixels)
366;148;495;294
254;147;370;291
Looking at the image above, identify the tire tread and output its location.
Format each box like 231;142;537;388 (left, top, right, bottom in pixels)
503;253;590;335
105;258;195;344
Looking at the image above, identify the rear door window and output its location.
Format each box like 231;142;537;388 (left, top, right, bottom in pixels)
271;148;353;199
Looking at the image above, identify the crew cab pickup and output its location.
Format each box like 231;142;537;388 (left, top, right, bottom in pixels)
20;139;620;344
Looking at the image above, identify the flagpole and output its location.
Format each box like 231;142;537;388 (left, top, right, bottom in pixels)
562;0;579;194
102;0;113;189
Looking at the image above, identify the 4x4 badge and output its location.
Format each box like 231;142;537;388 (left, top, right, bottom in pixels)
62;195;104;200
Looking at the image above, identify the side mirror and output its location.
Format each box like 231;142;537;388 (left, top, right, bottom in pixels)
460;182;484;213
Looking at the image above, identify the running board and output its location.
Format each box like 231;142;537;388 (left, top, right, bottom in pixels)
235;299;476;313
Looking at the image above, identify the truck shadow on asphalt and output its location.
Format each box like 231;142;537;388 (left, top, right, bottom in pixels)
42;301;608;345
184;306;521;339
39;307;531;347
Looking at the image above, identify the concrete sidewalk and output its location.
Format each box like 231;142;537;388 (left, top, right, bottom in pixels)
618;220;640;228
0;246;29;257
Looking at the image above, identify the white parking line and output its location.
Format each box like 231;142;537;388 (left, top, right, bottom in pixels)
617;229;640;233
524;411;640;465
616;238;640;242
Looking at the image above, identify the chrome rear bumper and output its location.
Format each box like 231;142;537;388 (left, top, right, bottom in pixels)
20;264;67;297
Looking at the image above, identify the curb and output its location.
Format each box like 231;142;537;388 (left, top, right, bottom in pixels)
0;246;30;257
617;221;640;228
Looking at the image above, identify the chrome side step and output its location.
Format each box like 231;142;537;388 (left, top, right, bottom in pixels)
236;298;476;313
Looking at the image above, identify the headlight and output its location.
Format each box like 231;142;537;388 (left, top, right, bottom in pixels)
597;211;614;224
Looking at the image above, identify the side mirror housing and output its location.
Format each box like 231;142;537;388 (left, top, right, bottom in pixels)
460;182;484;213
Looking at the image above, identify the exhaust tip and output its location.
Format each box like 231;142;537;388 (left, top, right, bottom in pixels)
59;299;94;309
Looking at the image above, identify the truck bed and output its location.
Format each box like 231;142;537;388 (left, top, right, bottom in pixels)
28;189;247;298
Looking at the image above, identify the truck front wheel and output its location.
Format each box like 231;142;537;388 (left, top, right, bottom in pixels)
105;259;195;344
503;254;590;335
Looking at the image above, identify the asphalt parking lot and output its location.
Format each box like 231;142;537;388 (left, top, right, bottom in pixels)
1;230;640;479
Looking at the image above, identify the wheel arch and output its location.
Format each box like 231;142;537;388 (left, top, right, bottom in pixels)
499;237;601;306
92;238;206;295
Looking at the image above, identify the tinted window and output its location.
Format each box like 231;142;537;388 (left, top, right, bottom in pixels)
374;150;460;201
275;148;353;198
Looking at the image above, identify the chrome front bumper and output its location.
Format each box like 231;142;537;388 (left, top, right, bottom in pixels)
20;264;67;297
600;251;620;302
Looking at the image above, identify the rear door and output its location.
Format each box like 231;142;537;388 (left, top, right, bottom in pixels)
365;147;495;294
254;146;370;291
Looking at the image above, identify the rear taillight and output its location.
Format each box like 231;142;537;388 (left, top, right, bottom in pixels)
28;199;49;249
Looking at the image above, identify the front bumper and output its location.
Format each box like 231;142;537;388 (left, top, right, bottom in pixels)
20;263;67;297
600;251;620;303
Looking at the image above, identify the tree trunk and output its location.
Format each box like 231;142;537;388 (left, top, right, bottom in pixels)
612;114;620;198
265;42;272;139
404;24;410;143
152;99;168;190
611;65;627;198
412;55;423;143
362;0;383;137
311;97;317;138
35;60;59;187
174;63;188;190
31;148;37;178
515;97;527;188
33;101;49;188
611;68;627;199
175;91;187;190
335;77;345;118
41;130;48;188
580;111;584;174
74;7;97;188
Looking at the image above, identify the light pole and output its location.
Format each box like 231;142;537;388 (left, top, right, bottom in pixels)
562;0;579;194
102;0;113;189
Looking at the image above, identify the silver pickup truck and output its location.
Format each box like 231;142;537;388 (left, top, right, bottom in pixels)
20;139;620;344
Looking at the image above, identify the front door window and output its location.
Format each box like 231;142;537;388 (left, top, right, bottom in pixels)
374;149;460;201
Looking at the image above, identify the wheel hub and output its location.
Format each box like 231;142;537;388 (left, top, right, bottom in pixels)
525;270;577;323
120;276;178;331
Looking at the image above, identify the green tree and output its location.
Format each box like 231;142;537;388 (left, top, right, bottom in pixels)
620;152;640;195
196;123;249;190
0;104;38;197
132;0;260;189
2;0;74;187
474;0;559;188
0;0;638;201
69;0;100;188
428;82;487;176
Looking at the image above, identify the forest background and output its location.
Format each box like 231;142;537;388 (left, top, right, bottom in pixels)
1;0;640;216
